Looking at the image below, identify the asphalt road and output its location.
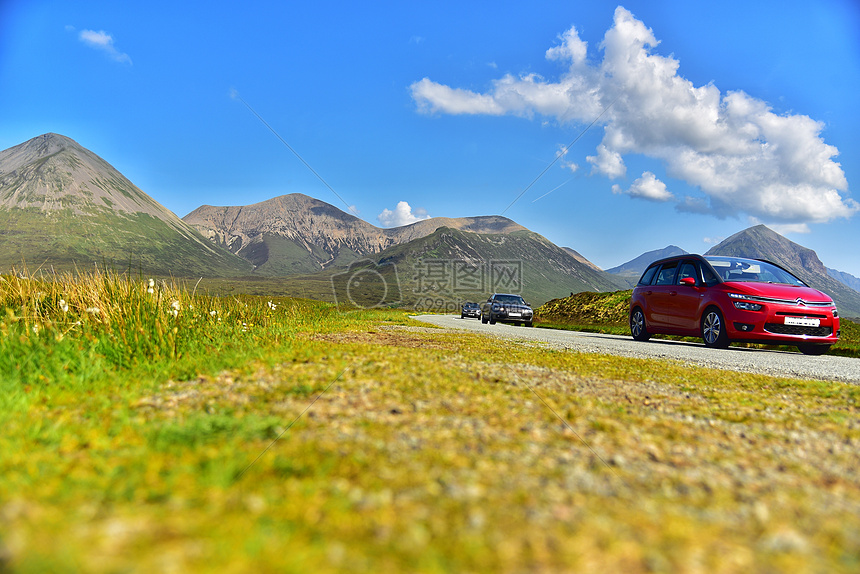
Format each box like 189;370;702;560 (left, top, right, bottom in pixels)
412;314;860;385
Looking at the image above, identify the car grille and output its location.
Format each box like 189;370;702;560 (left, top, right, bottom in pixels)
744;295;834;307
764;323;833;337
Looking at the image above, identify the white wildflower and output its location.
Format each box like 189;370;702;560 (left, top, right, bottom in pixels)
242;322;248;332
32;324;41;335
85;307;100;316
170;300;181;317
147;278;155;294
209;310;218;317
267;300;277;311
59;299;69;313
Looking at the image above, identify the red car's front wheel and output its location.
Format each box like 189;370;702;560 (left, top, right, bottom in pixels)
701;308;729;349
630;308;650;341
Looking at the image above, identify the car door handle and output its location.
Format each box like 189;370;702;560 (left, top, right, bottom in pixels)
669;291;677;296
645;290;652;296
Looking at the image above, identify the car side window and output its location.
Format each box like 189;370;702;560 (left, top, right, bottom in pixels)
639;265;658;286
701;265;720;286
677;262;698;285
654;262;678;286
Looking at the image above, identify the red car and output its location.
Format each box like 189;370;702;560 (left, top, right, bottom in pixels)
629;255;840;355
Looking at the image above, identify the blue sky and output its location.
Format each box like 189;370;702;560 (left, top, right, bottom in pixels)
2;1;859;275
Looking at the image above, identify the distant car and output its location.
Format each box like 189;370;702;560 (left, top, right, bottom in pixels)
629;254;840;355
461;301;481;319
481;293;534;327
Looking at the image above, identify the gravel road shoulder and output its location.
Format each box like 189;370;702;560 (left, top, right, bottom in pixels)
412;314;860;385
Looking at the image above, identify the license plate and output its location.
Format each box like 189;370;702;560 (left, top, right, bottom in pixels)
509;312;521;317
785;317;820;327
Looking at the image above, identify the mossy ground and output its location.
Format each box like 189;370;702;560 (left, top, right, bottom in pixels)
1;275;859;572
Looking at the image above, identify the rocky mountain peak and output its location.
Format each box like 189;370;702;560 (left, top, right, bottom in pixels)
0;133;78;172
0;132;177;221
706;225;827;278
0;133;252;276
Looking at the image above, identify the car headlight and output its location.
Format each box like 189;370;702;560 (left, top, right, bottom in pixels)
728;293;762;311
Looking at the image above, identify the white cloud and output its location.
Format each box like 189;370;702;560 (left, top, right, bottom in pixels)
410;78;505;115
78;29;132;64
587;144;625;179
613;172;673;202
378;201;431;227
556;143;578;172
410;6;856;225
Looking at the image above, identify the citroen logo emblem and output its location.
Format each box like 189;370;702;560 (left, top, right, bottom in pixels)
796;298;806;306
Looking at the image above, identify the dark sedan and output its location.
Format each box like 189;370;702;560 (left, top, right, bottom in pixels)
629;254;840;355
461;301;481;319
481;293;534;327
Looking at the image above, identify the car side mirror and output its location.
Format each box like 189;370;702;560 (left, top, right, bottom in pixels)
680;277;696;286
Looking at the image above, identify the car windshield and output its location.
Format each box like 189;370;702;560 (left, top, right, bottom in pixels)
495;295;525;305
704;256;806;286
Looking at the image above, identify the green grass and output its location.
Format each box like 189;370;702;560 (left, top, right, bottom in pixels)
0;207;252;277
1;273;860;572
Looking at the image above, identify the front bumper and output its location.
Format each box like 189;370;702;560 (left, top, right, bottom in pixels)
490;306;533;323
724;303;839;345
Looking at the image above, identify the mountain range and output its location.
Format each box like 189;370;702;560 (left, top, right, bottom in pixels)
605;245;688;287
0;133;624;304
2;133;858;313
183;194;527;274
181;194;624;304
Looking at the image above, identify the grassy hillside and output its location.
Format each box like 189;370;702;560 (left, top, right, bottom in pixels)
0;207;253;277
348;226;626;308
197;227;628;309
2;272;859;571
536;290;632;326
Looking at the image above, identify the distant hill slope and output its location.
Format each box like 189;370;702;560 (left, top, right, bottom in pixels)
323;226;627;307
0;133;252;276
562;247;603;272
705;225;860;317
605;245;688;287
827;268;860;293
182;194;527;274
